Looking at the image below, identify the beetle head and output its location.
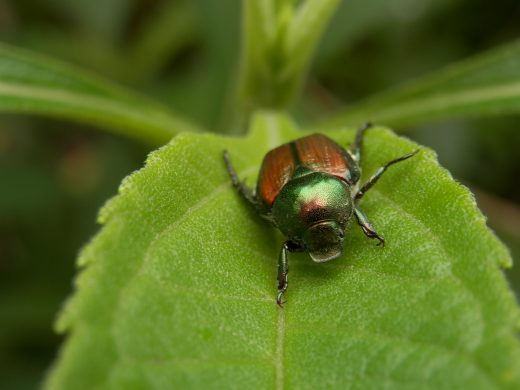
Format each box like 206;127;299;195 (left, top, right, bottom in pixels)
303;221;344;263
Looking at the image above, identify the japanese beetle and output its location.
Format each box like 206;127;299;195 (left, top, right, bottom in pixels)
223;124;418;306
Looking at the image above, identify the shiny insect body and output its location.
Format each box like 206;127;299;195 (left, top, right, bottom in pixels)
224;124;418;306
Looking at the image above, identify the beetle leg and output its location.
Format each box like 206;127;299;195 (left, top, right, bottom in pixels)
277;240;303;307
354;207;385;246
354;149;419;201
276;243;289;307
223;151;256;203
350;122;373;163
223;150;268;214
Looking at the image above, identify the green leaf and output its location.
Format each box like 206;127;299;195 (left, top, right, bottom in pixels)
0;43;201;144
46;112;520;389
318;39;520;129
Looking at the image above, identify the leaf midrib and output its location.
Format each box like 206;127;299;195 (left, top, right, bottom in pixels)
276;309;285;390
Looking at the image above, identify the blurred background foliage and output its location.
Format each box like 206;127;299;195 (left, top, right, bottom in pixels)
0;0;519;388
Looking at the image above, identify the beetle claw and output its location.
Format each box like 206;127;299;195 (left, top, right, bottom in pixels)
376;237;385;247
276;291;286;307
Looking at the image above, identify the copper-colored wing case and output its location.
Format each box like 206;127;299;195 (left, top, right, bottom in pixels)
257;134;350;206
257;143;295;207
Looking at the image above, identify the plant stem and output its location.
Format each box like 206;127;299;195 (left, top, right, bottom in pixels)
223;0;340;134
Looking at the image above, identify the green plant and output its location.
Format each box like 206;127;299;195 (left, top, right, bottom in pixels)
1;1;520;389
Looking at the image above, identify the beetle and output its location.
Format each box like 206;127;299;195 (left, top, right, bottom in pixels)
223;124;418;306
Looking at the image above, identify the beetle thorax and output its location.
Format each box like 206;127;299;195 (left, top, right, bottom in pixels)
271;171;352;240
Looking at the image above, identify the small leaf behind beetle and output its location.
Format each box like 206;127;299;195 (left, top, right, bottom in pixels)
46;112;520;389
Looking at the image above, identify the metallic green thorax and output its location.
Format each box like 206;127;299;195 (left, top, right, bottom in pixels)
272;167;353;243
